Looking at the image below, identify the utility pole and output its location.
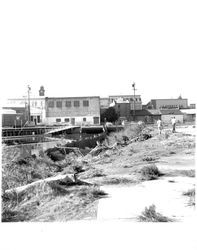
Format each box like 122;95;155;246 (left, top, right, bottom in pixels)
27;85;31;124
132;82;136;121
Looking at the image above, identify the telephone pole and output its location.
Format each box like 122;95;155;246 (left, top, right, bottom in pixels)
27;85;31;124
132;82;136;121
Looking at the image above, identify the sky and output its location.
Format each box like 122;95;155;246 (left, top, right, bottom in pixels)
0;0;196;105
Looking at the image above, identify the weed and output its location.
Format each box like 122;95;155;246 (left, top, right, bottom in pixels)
142;156;155;162
138;205;174;222
91;188;108;198
140;165;162;180
183;188;195;197
183;188;195;206
169;151;176;155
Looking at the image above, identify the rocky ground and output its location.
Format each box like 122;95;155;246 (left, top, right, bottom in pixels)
1;123;195;222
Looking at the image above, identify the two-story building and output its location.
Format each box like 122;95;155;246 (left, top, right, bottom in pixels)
45;96;100;125
109;95;142;110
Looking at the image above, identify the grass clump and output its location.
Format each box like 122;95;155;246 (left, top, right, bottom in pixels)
183;188;195;206
78;186;108;199
140;164;162;180
138;204;173;222
142;156;156;162
102;176;134;185
91;188;108;198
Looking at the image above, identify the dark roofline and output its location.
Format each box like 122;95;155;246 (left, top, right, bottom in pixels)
45;96;100;100
151;98;188;101
109;94;141;97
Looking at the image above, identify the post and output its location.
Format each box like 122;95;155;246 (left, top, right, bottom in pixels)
27;85;31;124
132;82;136;121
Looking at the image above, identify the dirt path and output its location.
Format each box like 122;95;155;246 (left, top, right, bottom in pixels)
94;125;196;221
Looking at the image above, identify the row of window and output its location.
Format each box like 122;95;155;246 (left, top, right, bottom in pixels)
48;100;89;108
111;98;141;102
159;105;184;109
56;117;87;122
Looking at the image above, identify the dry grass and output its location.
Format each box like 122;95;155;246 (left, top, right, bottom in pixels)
1;183;107;222
101;176;135;185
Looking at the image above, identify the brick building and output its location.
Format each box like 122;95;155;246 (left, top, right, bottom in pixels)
45;96;100;125
146;98;188;109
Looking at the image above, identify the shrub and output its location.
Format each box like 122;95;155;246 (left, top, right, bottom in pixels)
140;165;162;180
138;205;173;222
183;188;195;206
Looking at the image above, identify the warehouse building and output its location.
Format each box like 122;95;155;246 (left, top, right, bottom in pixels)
146;98;188;110
45;96;100;125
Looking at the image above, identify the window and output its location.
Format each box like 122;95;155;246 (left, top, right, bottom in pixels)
48;101;54;108
93;117;99;124
56;101;62;108
37;116;40;123
74;100;80;107
83;118;86;122
64;118;70;122
130;98;134;101
83;100;89;107
65;101;71;107
56;118;61;122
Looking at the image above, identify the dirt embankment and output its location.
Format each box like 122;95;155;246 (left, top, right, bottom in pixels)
2;124;195;222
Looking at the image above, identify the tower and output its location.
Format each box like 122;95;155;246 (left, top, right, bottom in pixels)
39;86;45;96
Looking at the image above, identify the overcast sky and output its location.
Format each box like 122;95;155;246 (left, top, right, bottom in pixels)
0;0;196;105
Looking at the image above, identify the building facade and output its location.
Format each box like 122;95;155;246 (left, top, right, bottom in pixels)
180;109;196;122
2;108;27;127
109;95;142;110
45;96;100;125
114;102;131;121
6;97;46;125
146;98;188;109
160;109;184;123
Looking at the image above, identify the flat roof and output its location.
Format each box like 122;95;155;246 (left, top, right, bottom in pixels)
151;98;187;101
8;96;45;100
45;96;100;100
109;94;141;97
1;109;16;114
160;109;183;115
180;109;196;114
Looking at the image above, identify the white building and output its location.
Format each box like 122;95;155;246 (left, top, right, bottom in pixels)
6;86;46;124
